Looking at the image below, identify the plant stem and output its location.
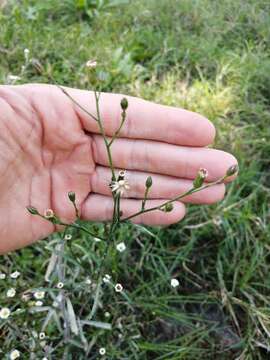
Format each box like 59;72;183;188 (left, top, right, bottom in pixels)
121;175;227;222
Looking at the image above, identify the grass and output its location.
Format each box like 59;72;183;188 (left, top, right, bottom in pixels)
0;0;270;358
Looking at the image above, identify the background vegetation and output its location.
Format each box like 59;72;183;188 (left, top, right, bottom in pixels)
0;0;269;359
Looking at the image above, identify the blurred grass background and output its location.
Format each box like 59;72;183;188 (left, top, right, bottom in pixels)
0;0;270;359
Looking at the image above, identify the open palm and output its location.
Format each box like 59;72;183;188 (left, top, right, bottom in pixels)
0;84;237;253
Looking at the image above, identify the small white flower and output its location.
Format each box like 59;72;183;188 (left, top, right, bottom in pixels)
0;273;6;279
170;278;180;288
0;307;11;319
10;349;20;359
7;288;16;298
7;75;21;82
94;237;101;242
64;234;72;240
24;48;30;61
10;271;20;279
110;179;130;197
39;332;46;340
116;242;126;253
44;209;54;219
35;301;43;306
21;293;31;302
102;274;111;284
99;347;106;355
42;358;48;360
104;312;110;318
34;291;45;299
85;277;92;285
86;60;97;68
114;283;123;293
57;282;64;289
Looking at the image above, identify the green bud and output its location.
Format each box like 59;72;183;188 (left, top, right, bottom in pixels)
160;203;174;212
120;98;128;111
193;168;208;188
226;164;239;176
26;206;39;215
68;191;76;202
145;176;153;188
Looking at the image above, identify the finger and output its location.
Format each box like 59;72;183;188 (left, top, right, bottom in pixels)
64;87;215;146
81;194;186;226
92;136;238;182
91;166;226;204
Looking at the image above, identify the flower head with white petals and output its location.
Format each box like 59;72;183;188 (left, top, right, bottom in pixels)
7;288;16;298
99;347;106;355
34;291;45;299
10;271;20;279
170;278;180;288
116;242;126;252
110;170;130;197
10;349;20;359
0;307;11;319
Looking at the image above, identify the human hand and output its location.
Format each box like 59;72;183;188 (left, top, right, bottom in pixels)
0;84;237;253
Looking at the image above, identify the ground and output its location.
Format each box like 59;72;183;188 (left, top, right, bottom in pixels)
0;0;270;359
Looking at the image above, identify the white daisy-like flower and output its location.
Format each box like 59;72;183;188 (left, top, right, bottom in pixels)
110;171;130;196
102;274;111;284
10;271;20;279
0;307;11;319
64;234;72;240
7;75;21;82
114;283;123;293
104;312;110;318
56;282;64;289
116;242;126;252
10;349;20;359
7;288;16;298
85;278;92;285
86;60;97;68
35;301;43;307
99;347;106;355
0;273;6;280
39;332;46;340
44;209;54;219
170;278;180;288
34;291;45;299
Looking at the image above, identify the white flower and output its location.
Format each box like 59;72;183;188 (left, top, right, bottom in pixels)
116;242;126;253
35;301;43;306
102;274;111;284
94;237;101;242
104;312;110;318
86;60;97;68
44;208;54;219
0;307;11;319
39;332;46;340
170;278;180;288
10;349;20;359
24;48;30;61
110;171;130;196
85;278;92;285
7;288;16;298
0;273;6;279
10;271;20;279
64;234;72;240
99;347;106;355
56;282;64;289
21;293;31;302
7;75;21;82
114;283;123;293
34;291;45;299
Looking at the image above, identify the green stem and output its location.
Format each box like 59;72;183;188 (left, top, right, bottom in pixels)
108;110;127;147
121;175;227;222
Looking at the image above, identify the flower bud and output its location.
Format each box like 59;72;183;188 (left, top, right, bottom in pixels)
160;203;174;212
120;98;128;111
226;164;238;176
68;191;76;202
145;176;153;189
193;168;208;188
26;206;39;215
